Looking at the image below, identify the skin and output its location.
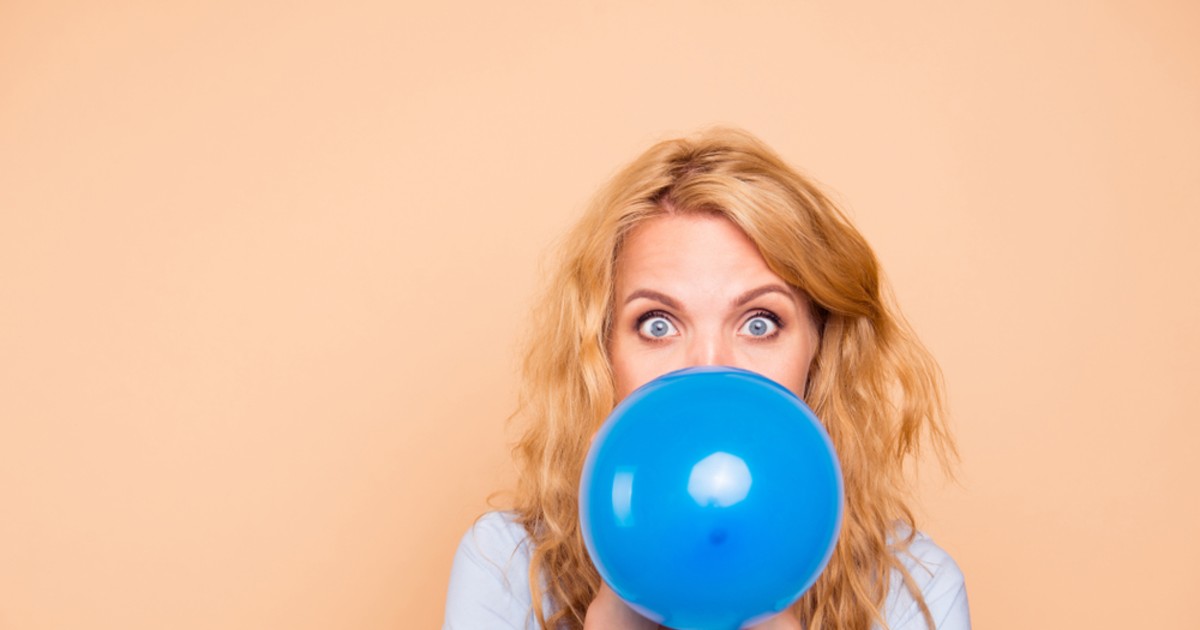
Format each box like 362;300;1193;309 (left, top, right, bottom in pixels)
585;212;820;630
610;212;820;400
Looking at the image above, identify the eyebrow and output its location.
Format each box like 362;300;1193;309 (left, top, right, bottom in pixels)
622;284;795;309
732;284;796;307
623;289;681;309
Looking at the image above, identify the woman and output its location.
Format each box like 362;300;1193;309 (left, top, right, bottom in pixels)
443;128;970;629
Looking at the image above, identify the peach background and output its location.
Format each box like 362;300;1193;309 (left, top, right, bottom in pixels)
2;1;1197;628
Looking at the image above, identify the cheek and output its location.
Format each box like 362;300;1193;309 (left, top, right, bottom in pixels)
787;361;812;397
609;336;634;400
611;345;646;401
759;331;818;397
756;356;809;398
610;336;669;401
792;332;820;398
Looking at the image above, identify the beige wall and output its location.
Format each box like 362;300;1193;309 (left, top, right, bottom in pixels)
2;1;1197;628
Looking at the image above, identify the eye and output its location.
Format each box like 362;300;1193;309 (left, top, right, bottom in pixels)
739;312;781;338
637;313;678;340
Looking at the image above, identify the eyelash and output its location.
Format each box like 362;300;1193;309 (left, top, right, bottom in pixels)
635;310;670;324
635;310;675;342
744;309;784;339
632;309;785;340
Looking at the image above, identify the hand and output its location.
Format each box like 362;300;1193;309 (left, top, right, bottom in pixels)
583;583;659;630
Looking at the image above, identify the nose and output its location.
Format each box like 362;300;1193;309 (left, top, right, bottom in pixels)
686;331;735;368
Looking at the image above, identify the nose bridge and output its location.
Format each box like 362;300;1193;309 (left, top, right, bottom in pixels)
688;325;734;367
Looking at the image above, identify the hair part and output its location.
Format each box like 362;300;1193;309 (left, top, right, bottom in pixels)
510;127;956;629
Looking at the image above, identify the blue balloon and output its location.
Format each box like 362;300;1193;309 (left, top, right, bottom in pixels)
579;367;843;630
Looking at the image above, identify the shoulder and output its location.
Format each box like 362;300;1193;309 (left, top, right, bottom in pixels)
459;511;533;566
883;530;971;630
443;511;537;630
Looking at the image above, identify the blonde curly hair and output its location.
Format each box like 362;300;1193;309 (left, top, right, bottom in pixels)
510;127;955;629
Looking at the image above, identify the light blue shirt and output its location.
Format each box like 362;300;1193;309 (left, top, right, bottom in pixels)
444;511;970;629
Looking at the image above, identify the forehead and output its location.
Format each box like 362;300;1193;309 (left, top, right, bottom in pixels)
614;213;785;293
